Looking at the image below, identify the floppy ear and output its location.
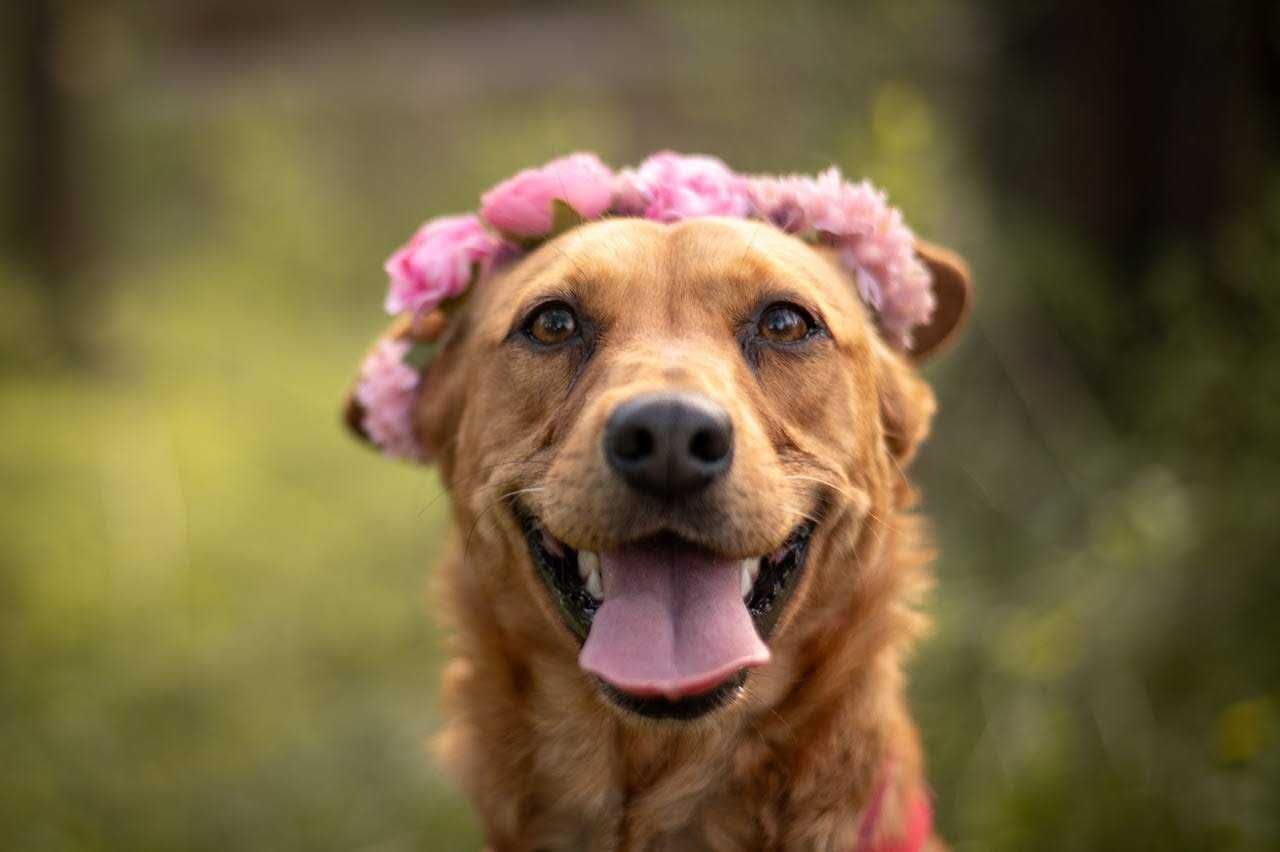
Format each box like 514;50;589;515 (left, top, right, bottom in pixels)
343;309;463;463
876;343;937;467
909;239;972;361
870;240;965;463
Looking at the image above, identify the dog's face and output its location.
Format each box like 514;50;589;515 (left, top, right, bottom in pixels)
360;217;968;721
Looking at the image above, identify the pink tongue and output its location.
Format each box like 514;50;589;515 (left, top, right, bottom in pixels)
579;545;770;701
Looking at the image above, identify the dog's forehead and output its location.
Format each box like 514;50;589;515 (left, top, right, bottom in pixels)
475;218;864;338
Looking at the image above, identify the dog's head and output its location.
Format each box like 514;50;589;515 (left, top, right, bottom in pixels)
347;217;969;721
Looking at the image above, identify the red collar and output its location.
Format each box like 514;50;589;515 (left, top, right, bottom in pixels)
856;762;934;852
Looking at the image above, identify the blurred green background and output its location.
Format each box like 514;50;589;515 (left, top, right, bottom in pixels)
2;2;1278;849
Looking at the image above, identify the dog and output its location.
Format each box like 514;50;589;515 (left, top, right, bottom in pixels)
347;214;970;850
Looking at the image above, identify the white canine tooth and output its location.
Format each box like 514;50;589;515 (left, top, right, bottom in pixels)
585;566;604;601
578;551;603;600
578;550;599;581
740;558;756;600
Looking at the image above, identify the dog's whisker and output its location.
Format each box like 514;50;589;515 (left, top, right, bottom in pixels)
731;219;766;269
762;699;797;746
461;494;514;565
498;486;546;503
885;449;915;492
863;508;902;537
738;686;771;748
415;456;544;517
542;236;593;289
781;503;823;528
782;473;862;506
458;483;548;562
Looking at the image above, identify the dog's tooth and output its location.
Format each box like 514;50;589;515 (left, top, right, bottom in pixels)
585;565;604;601
740;558;755;600
578;550;600;582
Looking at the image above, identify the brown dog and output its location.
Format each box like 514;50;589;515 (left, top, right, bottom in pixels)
347;217;970;850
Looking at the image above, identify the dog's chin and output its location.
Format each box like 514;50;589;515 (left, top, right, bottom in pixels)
514;501;817;721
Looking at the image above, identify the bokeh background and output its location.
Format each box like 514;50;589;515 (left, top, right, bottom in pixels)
3;2;1279;849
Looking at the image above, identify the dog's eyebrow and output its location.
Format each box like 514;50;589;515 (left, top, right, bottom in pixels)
715;252;806;299
726;244;849;318
559;265;600;290
540;238;599;289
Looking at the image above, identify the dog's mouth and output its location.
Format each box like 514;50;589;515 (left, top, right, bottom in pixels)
516;503;816;720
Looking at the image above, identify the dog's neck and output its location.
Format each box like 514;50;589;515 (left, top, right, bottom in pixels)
434;499;931;850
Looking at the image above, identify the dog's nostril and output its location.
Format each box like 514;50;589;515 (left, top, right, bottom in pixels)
614;425;654;461
688;427;729;464
604;392;734;498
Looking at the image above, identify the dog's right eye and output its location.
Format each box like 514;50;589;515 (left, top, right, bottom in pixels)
525;302;580;346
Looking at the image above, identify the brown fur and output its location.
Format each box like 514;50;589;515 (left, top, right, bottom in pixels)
352;218;970;850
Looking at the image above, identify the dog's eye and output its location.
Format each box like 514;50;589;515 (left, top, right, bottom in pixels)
758;303;813;343
526;302;579;346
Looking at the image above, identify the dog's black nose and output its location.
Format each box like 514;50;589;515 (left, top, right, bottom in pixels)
604;392;734;498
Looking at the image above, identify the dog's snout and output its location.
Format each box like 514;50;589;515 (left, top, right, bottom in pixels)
604;393;734;498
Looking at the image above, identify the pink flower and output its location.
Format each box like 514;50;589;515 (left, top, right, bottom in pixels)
384;214;503;316
354;338;424;461
748;175;823;234
480;152;615;239
806;168;934;348
625;151;752;222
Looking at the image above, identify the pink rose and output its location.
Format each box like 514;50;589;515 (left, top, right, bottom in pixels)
807;168;933;348
748;175;825;234
354;338;424;462
628;151;752;222
383;214;503;316
480;152;615;239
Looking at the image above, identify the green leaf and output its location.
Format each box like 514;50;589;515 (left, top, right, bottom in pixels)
401;340;437;370
549;199;585;237
495;232;543;250
436;270;477;318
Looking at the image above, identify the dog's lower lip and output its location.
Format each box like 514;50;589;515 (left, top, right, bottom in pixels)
597;671;748;721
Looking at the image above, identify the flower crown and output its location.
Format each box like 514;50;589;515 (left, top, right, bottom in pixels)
355;151;936;461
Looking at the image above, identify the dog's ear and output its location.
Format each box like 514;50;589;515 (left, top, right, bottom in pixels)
876;343;937;466
344;309;468;464
909;239;972;361
868;240;965;463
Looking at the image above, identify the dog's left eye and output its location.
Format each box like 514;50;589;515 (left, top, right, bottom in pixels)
758;303;814;343
526;302;580;346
